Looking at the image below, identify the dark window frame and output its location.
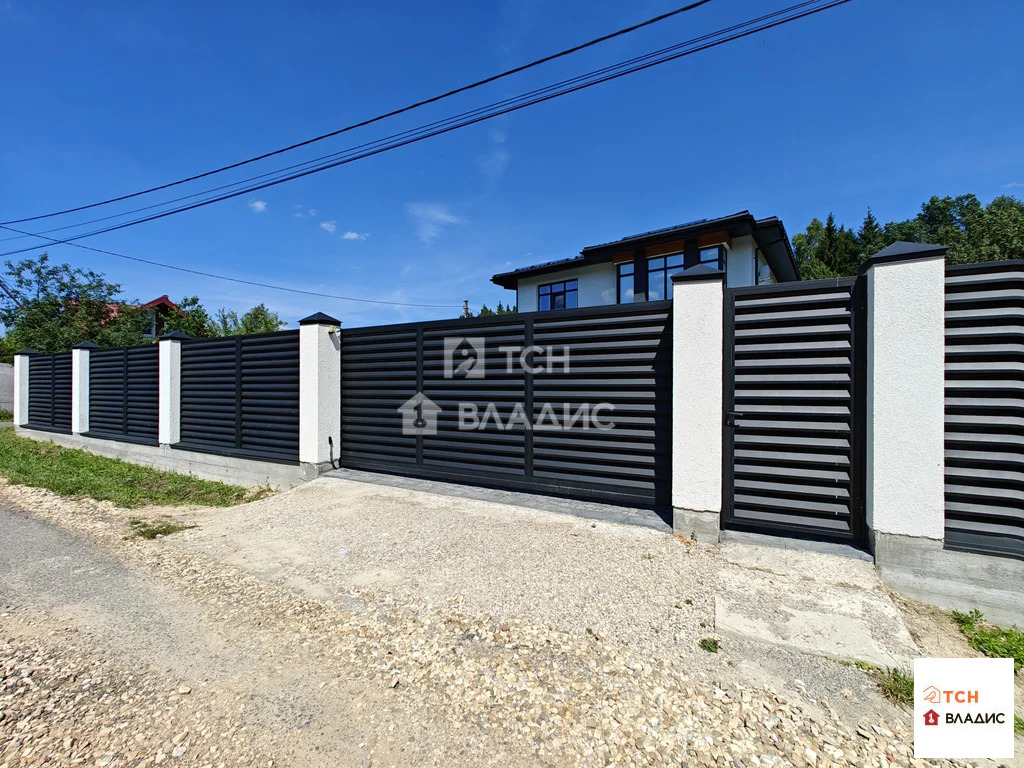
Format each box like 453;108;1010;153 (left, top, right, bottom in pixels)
616;262;634;304
646;252;684;302
538;278;578;311
699;244;726;271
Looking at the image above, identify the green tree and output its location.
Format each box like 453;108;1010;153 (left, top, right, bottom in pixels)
213;303;286;336
793;194;1024;276
0;254;149;352
161;296;216;338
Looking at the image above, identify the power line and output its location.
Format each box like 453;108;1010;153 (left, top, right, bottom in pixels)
0;0;850;259
0;0;821;246
0;0;714;226
0;222;462;308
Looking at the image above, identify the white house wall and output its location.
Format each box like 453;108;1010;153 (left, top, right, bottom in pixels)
726;236;758;288
516;262;618;312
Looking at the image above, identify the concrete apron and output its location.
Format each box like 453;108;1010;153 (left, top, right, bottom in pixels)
714;542;919;670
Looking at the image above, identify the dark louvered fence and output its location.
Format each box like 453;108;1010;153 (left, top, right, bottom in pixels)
177;331;300;462
26;352;73;433
723;278;865;543
87;345;159;444
340;303;673;507
945;261;1024;560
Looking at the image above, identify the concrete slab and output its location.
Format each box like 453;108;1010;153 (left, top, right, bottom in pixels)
324;467;672;532
715;541;919;670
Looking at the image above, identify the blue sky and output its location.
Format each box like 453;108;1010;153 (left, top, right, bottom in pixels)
1;0;1022;327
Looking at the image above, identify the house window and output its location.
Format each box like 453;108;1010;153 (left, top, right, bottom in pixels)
647;253;684;301
617;262;634;304
538;279;578;311
756;251;773;284
699;245;726;271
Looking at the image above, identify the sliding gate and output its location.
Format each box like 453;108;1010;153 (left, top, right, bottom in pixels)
340;302;673;507
723;278;866;543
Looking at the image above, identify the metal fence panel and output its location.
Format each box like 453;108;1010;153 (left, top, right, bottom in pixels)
723;278;865;542
945;261;1024;560
88;345;159;443
340;303;672;507
26;353;72;433
178;331;299;462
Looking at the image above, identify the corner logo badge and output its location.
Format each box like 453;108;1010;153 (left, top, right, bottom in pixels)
923;709;940;727
444;337;484;379
922;686;941;704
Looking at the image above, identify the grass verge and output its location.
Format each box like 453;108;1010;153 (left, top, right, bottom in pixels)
0;409;12;422
127;516;197;539
0;427;262;508
1016;714;1024;736
950;609;1023;673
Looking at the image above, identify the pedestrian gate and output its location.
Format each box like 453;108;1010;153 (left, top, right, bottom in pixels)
340;302;673;508
723;278;866;543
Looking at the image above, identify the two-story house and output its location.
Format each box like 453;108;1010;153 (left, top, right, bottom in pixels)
491;211;797;311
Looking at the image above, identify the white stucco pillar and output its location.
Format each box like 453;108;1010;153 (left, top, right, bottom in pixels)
159;332;188;445
299;312;342;466
71;341;99;434
670;266;725;541
12;349;33;427
864;243;948;544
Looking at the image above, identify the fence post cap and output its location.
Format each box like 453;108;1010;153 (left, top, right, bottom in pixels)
72;340;102;349
299;312;341;326
671;264;725;283
159;330;192;340
864;241;948;268
15;348;37;356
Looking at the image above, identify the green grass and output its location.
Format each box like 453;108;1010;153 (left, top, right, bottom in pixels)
0;427;261;508
876;667;914;707
127;516;197;539
0;409;12;422
1015;714;1024;736
698;637;720;653
950;609;1024;673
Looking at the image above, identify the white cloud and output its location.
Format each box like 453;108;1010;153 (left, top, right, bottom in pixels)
1004;182;1024;189
490;129;507;144
341;231;368;241
309;208;317;216
248;199;268;213
405;202;463;245
477;147;510;179
320;220;337;233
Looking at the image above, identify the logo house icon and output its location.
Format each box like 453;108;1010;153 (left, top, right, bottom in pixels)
922;685;941;704
444;337;485;379
923;709;940;727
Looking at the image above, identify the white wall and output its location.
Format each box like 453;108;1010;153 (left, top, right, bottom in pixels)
672;275;723;513
516;262;617;312
0;363;12;413
726;235;758;288
865;256;946;540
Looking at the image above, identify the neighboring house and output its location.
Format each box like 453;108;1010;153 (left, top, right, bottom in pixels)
491;211;798;312
105;295;183;337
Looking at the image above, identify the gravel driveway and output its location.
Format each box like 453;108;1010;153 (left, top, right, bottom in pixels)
2;475;1015;767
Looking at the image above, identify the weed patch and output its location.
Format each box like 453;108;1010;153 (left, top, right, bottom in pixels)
127;516;197;540
698;637;720;653
950;609;1023;673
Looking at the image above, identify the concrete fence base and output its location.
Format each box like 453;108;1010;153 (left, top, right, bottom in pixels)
873;532;1024;627
15;428;324;490
672;507;721;543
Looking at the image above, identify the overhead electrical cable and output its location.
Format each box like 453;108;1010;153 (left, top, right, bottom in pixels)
0;0;850;260
0;221;462;307
0;0;715;226
0;0;823;245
